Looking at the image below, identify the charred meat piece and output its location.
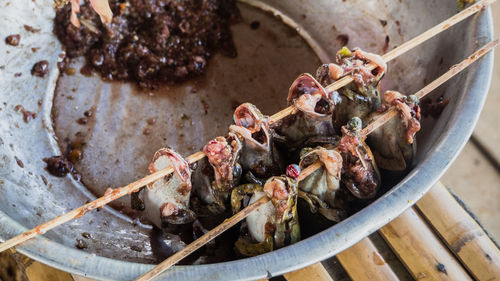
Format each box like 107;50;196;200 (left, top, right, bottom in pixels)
338;117;380;199
231;176;300;256
367;91;421;171
297;146;346;221
316;47;386;129
384;91;421;144
317;47;386;86
274;74;341;148
203;133;242;192
191;133;243;214
142;148;195;229
229;103;281;178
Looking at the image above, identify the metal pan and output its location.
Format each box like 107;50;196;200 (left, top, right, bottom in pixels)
0;0;493;280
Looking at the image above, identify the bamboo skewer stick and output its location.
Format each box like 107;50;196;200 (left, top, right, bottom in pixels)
0;151;206;252
362;38;499;136
135;40;499;281
0;0;495;259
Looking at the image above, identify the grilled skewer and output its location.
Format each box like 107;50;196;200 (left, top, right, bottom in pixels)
135;40;499;281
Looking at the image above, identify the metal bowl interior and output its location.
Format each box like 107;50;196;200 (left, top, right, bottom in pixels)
0;0;494;280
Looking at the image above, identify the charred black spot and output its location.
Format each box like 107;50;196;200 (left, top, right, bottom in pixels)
436;263;447;275
250;21;260;30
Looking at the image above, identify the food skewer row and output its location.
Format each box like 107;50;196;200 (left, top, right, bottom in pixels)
135;39;499;281
0;0;494;255
270;0;497;124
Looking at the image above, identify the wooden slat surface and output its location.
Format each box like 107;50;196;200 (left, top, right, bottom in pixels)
441;142;500;241
283;263;333;281
472;2;500;165
337;238;399;281
416;182;500;280
379;208;473;281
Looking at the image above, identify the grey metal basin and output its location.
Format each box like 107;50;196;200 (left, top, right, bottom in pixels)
0;0;494;280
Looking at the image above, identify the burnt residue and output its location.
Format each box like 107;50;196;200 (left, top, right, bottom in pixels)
81;232;92;239
200;99;209;114
54;0;240;89
421;95;450;118
379;19;388;27
84;109;93;117
57;54;70;71
14;105;37;123
31;60;49;78
40;175;48;185
43;155;73;177
5;34;20;46
77;117;88;125
24;25;41;33
67;141;84;164
131;188;145;211
436;263;447;275
14;156;24;168
250;21;260;30
130;245;143;252
75;238;88;249
383;35;390;53
146;117;157;125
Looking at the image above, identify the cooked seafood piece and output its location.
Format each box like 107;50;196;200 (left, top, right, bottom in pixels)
229;103;281;178
338;117;380;199
297;146;345;222
231;176;300;256
316;47;386;129
274;74;341;148
142;148;196;229
204;133;242;192
191;133;242;213
367;91;421;171
56;0;112;27
317;47;386;86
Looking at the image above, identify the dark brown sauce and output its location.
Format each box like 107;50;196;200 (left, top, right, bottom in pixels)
55;0;240;89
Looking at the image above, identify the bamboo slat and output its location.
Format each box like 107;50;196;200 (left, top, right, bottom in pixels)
337;238;399;281
283;263;333;281
416;182;500;280
379;208;472;281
